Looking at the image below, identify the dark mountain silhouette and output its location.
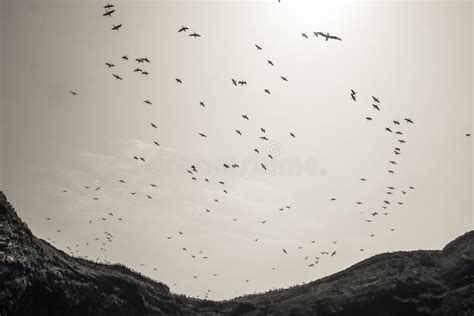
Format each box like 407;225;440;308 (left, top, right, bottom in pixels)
1;191;473;315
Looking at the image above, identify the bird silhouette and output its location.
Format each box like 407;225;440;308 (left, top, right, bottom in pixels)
404;118;414;124
255;44;262;50
372;104;380;111
198;133;207;137
113;74;123;80
178;26;189;32
144;100;152;105
103;9;115;17
261;163;267;170
105;62;114;68
111;24;122;31
280;76;288;81
175;78;182;84
235;130;242;135
242;115;249;120
302;33;308;38
189;32;201;38
282;249;288;254
313;32;342;41
151;123;157;129
70;91;78;96
122;55;128;60
372;96;380;103
267;60;274;66
290;132;295;138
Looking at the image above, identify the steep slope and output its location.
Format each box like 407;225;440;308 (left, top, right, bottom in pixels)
0;191;473;315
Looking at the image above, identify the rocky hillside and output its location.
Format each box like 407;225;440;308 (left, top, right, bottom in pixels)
0;191;473;315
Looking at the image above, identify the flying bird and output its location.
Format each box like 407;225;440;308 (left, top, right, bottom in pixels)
69;91;78;96
175;78;182;84
103;9;115;17
189;32;201;38
264;89;271;94
255;44;262;50
372;96;380;103
280;76;288;81
267;60;274;66
242;115;249;120
404;118;414;124
302;33;308;38
105;62;114;68
113;74;123;80
178;26;189;32
313;32;342;41
111;24;122;31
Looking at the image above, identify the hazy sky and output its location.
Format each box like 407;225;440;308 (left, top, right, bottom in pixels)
1;0;472;300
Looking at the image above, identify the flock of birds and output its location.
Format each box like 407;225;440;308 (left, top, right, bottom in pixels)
55;2;471;300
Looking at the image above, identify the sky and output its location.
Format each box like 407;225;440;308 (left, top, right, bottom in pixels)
1;0;472;300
